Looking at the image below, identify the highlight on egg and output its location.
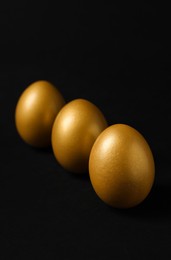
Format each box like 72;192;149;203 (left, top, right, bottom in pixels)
15;80;65;147
51;98;108;173
89;124;155;208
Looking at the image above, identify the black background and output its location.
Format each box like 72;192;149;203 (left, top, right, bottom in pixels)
1;2;171;259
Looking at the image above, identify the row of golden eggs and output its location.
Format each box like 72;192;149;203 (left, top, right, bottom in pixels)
15;80;155;208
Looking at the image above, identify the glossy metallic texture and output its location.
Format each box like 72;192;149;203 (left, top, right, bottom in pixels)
52;99;108;173
15;80;65;147
89;124;155;208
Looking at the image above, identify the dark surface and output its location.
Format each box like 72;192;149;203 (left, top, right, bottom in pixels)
1;2;171;259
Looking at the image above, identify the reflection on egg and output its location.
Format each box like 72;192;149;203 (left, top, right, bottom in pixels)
52;99;108;173
15;80;65;147
89;124;155;208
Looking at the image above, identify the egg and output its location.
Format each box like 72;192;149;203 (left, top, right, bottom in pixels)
52;99;108;173
89;124;155;208
15;80;65;147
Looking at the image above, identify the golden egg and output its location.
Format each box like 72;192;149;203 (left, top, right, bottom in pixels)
89;124;155;208
52;99;108;173
15;80;65;147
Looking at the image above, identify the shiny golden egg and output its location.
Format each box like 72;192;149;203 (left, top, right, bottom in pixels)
89;124;155;208
52;99;108;173
15;80;65;147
